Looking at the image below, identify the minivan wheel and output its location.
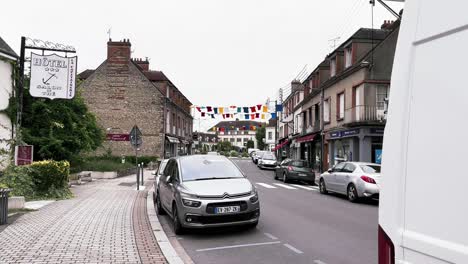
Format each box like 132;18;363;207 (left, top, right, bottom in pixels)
347;184;359;203
319;179;328;194
282;172;288;183
172;205;184;235
156;192;165;215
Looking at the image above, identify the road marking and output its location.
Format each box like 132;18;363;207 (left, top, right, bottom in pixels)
256;183;277;189
291;184;316;191
273;183;297;190
314;260;327;264
283;244;303;254
263;233;278;240
196;241;281;252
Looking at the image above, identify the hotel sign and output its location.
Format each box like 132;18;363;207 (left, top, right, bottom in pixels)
30;53;77;99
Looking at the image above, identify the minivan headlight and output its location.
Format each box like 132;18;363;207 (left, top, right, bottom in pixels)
249;188;259;203
182;199;201;207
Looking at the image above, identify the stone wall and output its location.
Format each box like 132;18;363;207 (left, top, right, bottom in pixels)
80;60;165;157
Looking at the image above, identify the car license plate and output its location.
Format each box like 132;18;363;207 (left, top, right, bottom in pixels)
299;173;307;176
215;206;240;214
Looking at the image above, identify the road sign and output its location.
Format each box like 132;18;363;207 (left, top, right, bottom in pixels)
129;125;142;148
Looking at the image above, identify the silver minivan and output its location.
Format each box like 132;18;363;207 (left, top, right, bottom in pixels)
154;155;260;234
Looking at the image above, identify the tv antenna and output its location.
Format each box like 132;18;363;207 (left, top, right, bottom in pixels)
107;28;112;40
328;37;341;49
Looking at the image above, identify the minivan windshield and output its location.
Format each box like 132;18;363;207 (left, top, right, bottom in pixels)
180;157;244;181
360;165;381;174
158;160;168;175
262;153;276;160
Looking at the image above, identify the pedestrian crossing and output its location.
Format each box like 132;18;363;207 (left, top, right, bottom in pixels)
255;182;319;192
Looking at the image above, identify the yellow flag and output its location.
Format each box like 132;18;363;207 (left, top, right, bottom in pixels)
263;106;268;112
261;114;265;119
219;107;224;114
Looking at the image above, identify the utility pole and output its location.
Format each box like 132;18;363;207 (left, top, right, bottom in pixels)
274;100;278;159
320;84;325;173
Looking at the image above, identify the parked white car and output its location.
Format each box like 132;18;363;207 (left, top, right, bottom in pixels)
318;162;381;202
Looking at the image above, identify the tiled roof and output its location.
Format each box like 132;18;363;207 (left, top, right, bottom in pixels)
144;71;169;82
209;120;265;131
0;37;18;58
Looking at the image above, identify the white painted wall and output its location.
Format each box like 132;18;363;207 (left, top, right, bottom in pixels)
0;59;14;169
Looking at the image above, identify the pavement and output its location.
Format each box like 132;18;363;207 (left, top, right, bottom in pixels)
157;159;379;264
0;172;168;264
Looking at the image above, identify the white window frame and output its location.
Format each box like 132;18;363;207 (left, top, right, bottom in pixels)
345;48;352;68
330;59;337;77
324;99;330;123
338;93;345;119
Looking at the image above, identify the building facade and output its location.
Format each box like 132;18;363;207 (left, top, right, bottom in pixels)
209;121;263;150
0;37;18;169
275;21;400;172
265;119;276;151
78;39;193;159
192;132;219;152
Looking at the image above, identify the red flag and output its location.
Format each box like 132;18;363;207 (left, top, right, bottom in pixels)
251;114;255;119
201;112;206;117
207;106;212;112
196;107;201;112
255;113;260;118
250;106;256;112
257;104;262;110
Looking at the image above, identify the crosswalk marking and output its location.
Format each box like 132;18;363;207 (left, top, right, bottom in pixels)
273;183;297;190
256;183;277;189
291;184;316;191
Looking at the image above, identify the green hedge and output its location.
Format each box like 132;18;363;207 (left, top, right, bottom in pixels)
0;160;72;200
70;155;158;173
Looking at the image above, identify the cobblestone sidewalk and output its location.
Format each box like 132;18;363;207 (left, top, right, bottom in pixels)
0;175;167;264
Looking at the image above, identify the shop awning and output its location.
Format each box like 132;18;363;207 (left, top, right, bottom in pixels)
296;134;316;143
166;136;180;144
272;140;289;151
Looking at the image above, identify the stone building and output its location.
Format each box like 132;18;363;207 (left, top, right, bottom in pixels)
209;120;264;150
78;39;193;158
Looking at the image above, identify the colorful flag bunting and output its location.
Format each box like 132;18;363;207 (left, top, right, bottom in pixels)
271;113;277;119
255;113;260;118
207;106;212;112
245;114;250;119
211;114;215;119
251;114;255;119
250;106;256;113
196;107;201;112
262;106;268;112
276;104;283;112
201;112;205;117
237;107;242;113
261;114;265;119
257;104;262;111
214;107;218;114
219;107;224;114
243;107;249;113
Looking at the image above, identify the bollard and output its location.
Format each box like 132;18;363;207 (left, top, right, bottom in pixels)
136;164;140;190
140;162;144;185
0;188;11;225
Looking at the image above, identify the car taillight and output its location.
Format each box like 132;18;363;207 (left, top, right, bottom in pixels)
378;225;395;264
288;166;293;171
361;175;376;184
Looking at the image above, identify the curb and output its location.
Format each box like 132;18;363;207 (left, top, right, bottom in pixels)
146;187;185;264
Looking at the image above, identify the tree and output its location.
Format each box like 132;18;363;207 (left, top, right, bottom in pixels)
217;141;232;152
246;140;254;149
255;127;266;150
20;86;104;162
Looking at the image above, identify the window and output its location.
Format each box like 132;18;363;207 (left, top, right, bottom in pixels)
345;47;352;68
236;138;241;142
337;92;345;120
330;59;337;77
324;98;330;123
223;138;228;142
268;132;273;140
332;162;346;172
166;111;171;133
230;138;235;142
343;163;356;173
360;164;381;173
180;157;244;181
376;85;389;111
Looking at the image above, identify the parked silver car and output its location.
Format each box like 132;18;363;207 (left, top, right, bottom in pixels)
154;155;260;234
251;151;266;164
318;162;381;202
257;152;277;169
152;159;169;188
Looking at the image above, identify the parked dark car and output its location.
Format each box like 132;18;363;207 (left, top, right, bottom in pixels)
274;159;315;184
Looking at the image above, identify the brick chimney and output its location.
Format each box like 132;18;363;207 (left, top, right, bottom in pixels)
291;79;303;93
107;39;131;64
132;58;149;71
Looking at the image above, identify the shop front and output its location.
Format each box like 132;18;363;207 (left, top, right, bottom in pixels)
327;127;384;166
165;136;179;158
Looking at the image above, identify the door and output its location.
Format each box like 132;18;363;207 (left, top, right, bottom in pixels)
327;162;345;191
336;163;356;194
159;160;174;211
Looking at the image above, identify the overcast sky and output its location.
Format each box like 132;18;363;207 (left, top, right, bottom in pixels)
1;0;403;131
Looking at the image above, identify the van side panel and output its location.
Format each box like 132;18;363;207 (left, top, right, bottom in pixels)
381;0;468;263
402;1;468;263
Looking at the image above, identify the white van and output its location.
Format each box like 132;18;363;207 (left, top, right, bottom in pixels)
379;1;468;263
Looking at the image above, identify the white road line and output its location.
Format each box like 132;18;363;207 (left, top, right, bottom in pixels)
283;244;303;254
273;183;297;190
314;260;327;264
263;233;278;240
256;183;277;189
195;241;281;252
291;184;316;191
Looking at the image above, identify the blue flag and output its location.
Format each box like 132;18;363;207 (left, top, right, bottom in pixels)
276;104;283;112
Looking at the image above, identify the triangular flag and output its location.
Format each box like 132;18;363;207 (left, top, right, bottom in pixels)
201;112;206;117
261;114;265;119
251;114;255;119
196;107;201;112
219;107;224;114
243;107;249;113
257;104;262;110
250;106;256;113
263;106;268;112
211;114;215;119
245;114;250;120
214;107;218;114
255;113;260;118
207;106;212;112
276;104;283;112
271;113;277;119
237;107;242;113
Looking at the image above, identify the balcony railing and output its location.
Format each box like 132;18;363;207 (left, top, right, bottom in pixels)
344;105;386;126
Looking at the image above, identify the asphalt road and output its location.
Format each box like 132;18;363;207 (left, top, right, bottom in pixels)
158;158;379;264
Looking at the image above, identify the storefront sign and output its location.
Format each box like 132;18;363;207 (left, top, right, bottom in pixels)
30;53;77;99
106;134;130;141
329;129;360;139
15;145;33;166
370;128;385;134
